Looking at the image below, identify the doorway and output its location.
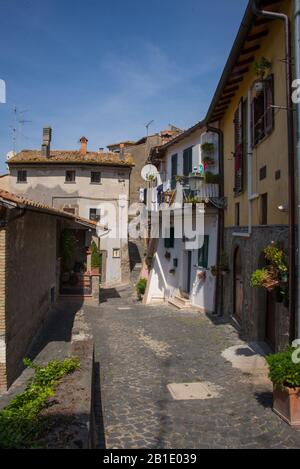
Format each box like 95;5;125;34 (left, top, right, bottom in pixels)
233;247;243;325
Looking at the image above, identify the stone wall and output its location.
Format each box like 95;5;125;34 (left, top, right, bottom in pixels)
4;210;57;389
222;225;290;351
0;227;7;391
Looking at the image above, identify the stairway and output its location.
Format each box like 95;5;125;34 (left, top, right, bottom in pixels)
168;294;192;310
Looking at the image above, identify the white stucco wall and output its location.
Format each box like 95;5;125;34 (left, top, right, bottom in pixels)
149;211;218;312
9;164;131;285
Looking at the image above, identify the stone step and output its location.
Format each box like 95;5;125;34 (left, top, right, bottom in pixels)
168;297;192;310
174;295;191;306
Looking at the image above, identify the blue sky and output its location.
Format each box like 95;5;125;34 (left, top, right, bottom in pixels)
0;0;248;172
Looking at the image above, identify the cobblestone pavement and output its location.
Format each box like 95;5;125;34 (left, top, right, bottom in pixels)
86;285;300;449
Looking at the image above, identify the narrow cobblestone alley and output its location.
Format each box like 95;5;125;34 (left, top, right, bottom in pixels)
85;285;300;449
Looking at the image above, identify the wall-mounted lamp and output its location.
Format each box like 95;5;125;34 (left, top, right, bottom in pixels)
278;204;289;212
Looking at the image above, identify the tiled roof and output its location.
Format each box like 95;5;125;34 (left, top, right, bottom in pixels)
0;189;106;230
8;150;135;167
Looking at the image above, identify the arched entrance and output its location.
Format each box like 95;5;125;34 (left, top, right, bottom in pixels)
233;247;243;325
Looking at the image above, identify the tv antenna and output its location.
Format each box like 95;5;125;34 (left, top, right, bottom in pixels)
145;120;154;139
11;106;32;153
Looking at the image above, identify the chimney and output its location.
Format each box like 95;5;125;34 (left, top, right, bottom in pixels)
119;143;125;161
41;127;52;158
80;136;88;155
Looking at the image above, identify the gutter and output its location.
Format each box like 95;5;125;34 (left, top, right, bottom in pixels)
251;0;296;342
294;0;300;340
206;125;224;316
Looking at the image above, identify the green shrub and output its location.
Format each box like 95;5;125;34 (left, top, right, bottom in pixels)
0;357;79;449
61;229;77;272
266;348;300;389
91;241;101;269
136;278;147;300
250;268;269;288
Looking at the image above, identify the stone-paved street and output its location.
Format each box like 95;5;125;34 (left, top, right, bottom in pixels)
86;285;300;449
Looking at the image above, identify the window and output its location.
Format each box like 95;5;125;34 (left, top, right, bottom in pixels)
17;170;27;183
275;170;281;180
233;99;244;195
171;154;178;190
183;147;193;177
164;227;175;248
198;235;209;269
65;170;76;183
89;208;101;222
252;74;274;146
63;207;76;215
113;248;120;258
235;203;240;227
259;165;267;181
91;171;101;184
260;193;268;225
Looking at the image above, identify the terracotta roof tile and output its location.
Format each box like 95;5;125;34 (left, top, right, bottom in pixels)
8;150;135;167
0;189;106;230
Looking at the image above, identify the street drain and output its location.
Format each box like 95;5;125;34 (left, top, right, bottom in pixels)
167;382;222;401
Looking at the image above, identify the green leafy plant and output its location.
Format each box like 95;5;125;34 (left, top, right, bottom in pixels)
266;348;300;389
204;172;221;184
184;195;201;204
61;229;77;272
147;174;157;183
0;357;80;449
201;142;215;153
91;241;101;269
254;57;272;79
136;278;147;300
250;243;288;304
202;156;215;165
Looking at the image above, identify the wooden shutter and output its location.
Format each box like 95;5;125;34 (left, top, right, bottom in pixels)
183;148;193;176
198;235;209;269
171;154;178;189
234;99;244;194
265;74;274;135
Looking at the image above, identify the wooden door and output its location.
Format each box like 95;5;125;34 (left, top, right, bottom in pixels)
234;248;243;324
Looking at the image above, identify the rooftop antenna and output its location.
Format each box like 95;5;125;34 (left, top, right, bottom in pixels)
10;106;32;153
145;120;154;139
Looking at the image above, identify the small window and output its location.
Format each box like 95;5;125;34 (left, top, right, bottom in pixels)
164;227;175;248
235;203;240;227
260;193;268;225
113;248;120;258
198;235;209;269
17;170;27;183
259;165;267;180
89;208;101;222
91;171;101;184
65;170;76;183
275;170;281;180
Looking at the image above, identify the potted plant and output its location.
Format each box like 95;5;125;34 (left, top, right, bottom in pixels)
204;172;221;184
254;57;272;96
201;142;215;154
136;278;147;301
266;347;300;426
251;243;288;305
202;156;215;166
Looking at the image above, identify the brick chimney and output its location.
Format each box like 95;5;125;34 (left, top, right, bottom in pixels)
80;136;88;155
119;143;125;161
41;127;52;158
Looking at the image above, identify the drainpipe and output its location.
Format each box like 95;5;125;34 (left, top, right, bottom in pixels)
251;0;296;341
232;89;259;239
295;0;300;340
207;125;224;315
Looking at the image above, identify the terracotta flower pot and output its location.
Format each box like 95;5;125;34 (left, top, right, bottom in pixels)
273;386;300;426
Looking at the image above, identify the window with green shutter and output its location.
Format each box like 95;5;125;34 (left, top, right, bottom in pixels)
198;235;209;268
164;227;175;248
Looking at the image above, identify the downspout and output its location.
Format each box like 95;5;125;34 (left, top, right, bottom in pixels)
251;0;296;341
294;0;300;339
207;125;224;315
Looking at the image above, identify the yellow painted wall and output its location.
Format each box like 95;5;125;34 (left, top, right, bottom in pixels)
220;1;291;228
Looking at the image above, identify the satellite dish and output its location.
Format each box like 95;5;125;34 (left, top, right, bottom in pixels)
141;164;158;181
6;151;16;160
